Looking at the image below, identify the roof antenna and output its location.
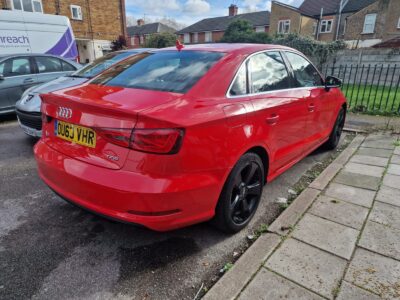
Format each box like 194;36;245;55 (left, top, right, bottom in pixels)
176;39;184;51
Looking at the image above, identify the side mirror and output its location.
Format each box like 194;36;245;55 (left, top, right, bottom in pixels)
325;76;342;91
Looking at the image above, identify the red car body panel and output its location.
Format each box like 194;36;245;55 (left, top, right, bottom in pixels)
34;44;347;231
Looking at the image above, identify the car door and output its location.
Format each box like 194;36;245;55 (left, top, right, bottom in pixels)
0;56;37;113
33;56;69;85
283;51;335;151
247;51;308;175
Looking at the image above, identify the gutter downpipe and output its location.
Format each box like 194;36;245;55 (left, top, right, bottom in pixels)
317;7;323;41
336;0;345;41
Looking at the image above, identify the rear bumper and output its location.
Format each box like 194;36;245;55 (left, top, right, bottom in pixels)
34;140;225;231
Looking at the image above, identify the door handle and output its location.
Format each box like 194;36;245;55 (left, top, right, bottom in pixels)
23;78;34;84
308;103;315;112
266;114;280;125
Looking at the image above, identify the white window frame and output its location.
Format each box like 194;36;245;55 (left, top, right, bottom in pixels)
278;20;290;34
397;17;400;29
255;26;265;33
183;33;190;43
204;31;212;42
11;0;43;12
70;5;83;21
320;19;333;33
193;32;198;43
130;37;135;46
362;13;377;34
139;35;144;44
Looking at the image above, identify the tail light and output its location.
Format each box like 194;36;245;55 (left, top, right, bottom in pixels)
97;128;184;154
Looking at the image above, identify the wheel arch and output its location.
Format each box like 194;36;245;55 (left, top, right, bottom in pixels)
245;146;269;183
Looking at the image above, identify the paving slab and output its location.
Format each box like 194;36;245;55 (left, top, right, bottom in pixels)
388;164;400;176
350;154;389;167
370;201;400;230
376;185;400;207
309;195;369;230
203;233;281;300
268;188;320;236
334;171;381;191
361;140;395;150
238;268;323;300
344;248;400;299
309;163;342;191
292;213;359;259
356;147;392;158
395;146;400;155
344;162;385;178
337;281;381;300
324;183;375;208
391;154;400;165
359;221;400;261
266;238;347;299
382;174;400;190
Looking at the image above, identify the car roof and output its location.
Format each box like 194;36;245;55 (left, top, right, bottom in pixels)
0;53;76;60
159;43;296;54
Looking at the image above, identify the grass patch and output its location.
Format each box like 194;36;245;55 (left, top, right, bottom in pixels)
342;84;400;115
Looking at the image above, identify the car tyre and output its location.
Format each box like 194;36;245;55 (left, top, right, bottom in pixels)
212;153;265;233
324;107;345;150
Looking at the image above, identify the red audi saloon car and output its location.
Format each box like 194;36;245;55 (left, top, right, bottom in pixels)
34;44;346;233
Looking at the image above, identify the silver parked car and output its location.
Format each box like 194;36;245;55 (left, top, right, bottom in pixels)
15;48;154;137
0;54;81;115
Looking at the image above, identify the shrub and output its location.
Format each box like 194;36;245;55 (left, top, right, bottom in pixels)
220;20;272;44
144;32;177;48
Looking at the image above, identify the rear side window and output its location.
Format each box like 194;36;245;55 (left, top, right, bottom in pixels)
35;57;62;73
0;57;32;77
248;51;291;93
61;60;77;71
230;64;247;96
92;51;224;93
284;52;323;87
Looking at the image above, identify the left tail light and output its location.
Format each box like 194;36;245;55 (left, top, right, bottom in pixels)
97;128;184;154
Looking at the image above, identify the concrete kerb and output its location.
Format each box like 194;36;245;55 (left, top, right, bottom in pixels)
204;135;366;299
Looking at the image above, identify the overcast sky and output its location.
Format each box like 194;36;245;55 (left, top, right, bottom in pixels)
125;0;303;26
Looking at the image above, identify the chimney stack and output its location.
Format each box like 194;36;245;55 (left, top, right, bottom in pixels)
137;19;145;26
229;4;238;16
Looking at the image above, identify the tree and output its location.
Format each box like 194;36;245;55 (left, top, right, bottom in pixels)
220;19;271;44
144;32;177;48
111;35;127;51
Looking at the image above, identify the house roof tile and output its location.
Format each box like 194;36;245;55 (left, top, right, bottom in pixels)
127;22;176;36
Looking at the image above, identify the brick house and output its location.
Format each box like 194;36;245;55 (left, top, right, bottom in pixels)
269;0;383;45
1;0;127;63
344;0;400;48
127;19;176;48
176;4;270;44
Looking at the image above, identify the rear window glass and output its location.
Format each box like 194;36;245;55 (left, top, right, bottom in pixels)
91;51;224;94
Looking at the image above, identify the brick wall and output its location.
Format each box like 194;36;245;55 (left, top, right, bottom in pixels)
270;2;302;35
318;15;338;42
299;15;316;37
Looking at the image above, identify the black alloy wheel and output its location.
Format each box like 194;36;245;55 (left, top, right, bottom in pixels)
212;153;265;233
325;108;345;150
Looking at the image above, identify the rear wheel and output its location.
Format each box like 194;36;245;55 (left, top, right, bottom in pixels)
212;153;265;233
324;108;345;150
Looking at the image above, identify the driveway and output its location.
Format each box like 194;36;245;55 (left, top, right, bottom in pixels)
0;118;349;300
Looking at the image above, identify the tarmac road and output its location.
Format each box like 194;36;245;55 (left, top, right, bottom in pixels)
0;118;348;300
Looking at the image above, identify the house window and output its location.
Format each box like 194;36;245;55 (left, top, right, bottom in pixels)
320;19;333;33
255;26;265;32
193;32;198;43
363;14;377;34
70;5;83;20
184;33;190;43
140;35;144;44
11;0;42;12
312;22;317;34
205;31;212;42
131;37;135;46
278;20;290;34
397;17;400;29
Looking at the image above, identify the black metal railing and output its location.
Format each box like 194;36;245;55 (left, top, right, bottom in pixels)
321;64;400;115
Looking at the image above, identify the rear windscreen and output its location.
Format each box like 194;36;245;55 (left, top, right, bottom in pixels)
91;51;224;93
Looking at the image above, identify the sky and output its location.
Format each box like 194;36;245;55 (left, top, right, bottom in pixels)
125;0;303;27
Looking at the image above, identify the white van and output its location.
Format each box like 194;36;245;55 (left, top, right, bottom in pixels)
0;10;78;60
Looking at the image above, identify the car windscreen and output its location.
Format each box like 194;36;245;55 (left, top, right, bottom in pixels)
91;51;225;94
72;52;136;78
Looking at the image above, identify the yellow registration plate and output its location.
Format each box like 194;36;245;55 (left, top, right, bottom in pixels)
55;120;96;148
